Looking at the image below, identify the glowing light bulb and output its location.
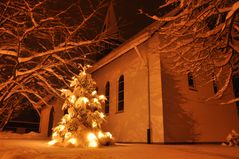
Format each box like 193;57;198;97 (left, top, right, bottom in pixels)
69;95;76;104
48;140;57;146
70;77;78;87
92;90;97;96
83;97;89;104
86;64;91;68
97;131;104;139
99;95;107;101
52;132;58;138
59;125;65;131
106;132;112;139
92;121;97;128
87;133;98;148
68;138;77;145
62;118;66;123
87;133;97;140
99;112;105;118
60;89;67;93
89;140;98;148
93;98;99;104
67;115;71;120
65;132;72;139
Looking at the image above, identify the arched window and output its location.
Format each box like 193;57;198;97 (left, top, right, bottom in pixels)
187;72;196;89
95;87;99;92
118;75;124;112
232;75;239;116
212;80;218;94
105;81;110;114
48;107;54;137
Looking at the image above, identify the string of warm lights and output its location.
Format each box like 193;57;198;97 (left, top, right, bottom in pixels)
48;65;113;147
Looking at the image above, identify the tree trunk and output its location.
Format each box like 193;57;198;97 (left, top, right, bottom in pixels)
0;109;14;131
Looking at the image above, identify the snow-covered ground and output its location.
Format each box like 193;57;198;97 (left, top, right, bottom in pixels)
0;132;238;159
0;131;46;139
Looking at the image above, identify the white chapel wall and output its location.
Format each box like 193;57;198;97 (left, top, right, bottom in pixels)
137;35;165;143
92;48;150;142
158;35;239;143
39;98;64;136
91;24;239;143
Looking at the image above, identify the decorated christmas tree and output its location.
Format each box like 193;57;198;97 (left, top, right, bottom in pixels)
48;65;113;147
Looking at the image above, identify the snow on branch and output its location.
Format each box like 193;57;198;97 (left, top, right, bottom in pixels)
221;97;239;104
147;0;239;103
18;40;97;63
0;0;115;129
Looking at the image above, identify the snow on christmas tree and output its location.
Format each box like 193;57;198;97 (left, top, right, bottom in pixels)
48;65;113;147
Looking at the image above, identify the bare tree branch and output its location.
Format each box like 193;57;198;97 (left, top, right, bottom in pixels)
144;0;239;102
0;0;113;129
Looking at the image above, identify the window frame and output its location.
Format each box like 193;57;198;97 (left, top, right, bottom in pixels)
187;72;197;90
117;75;124;112
212;80;218;94
105;81;110;114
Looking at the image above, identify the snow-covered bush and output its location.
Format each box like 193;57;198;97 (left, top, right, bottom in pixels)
48;66;114;148
222;130;239;146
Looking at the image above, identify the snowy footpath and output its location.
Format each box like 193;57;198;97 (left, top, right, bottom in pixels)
0;132;238;159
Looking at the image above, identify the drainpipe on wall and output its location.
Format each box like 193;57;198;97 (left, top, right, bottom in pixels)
134;46;151;144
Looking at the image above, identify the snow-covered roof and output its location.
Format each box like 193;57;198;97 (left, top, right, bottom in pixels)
89;7;181;73
89;30;150;73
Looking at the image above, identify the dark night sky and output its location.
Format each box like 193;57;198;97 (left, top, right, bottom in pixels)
48;0;166;40
112;0;165;39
